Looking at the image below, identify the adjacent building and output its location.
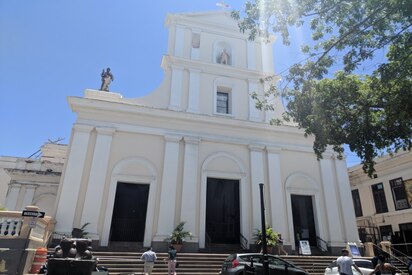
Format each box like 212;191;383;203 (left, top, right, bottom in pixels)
349;150;412;251
0;143;66;215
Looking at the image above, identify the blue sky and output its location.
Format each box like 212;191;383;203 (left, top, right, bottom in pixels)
0;0;361;166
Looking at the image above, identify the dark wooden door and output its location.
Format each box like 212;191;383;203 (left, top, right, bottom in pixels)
206;178;240;243
110;182;149;242
292;194;317;246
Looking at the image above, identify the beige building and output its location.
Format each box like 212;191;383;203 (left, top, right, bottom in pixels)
51;11;359;253
0;143;66;215
349;150;412;252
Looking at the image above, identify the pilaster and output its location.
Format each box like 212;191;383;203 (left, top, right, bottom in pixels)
247;40;256;70
266;147;287;239
21;185;36;211
249;144;266;230
336;158;359;242
55;124;93;233
155;135;182;240
180;137;200;241
5;182;20;210
168;66;184;111
248;80;261;121
174;25;185;57
81;127;115;238
187;69;201;113
320;154;344;244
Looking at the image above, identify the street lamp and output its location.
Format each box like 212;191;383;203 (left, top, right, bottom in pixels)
259;183;269;275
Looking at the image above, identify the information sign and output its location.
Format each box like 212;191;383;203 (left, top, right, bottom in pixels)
299;240;312;255
348;242;361;256
29;217;38;228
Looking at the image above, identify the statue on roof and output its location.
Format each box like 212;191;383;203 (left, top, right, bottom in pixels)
100;67;114;92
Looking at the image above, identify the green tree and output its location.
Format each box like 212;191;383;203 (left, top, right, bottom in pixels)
232;0;412;176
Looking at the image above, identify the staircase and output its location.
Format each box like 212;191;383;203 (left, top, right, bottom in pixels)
65;251;410;275
92;252;339;275
93;251;227;275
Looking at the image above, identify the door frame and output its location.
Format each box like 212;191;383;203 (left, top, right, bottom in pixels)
109;182;150;242
101;158;158;247
285;173;325;250
199;152;249;249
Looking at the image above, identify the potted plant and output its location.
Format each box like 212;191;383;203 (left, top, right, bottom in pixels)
165;221;192;252
71;222;90;238
254;226;279;254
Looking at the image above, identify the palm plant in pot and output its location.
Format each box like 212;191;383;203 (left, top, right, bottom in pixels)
254;226;279;254
165;221;192;252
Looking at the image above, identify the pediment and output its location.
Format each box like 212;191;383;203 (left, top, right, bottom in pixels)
167;11;239;31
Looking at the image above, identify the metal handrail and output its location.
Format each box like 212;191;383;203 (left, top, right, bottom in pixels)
240;232;248;250
371;242;407;274
205;232;212;252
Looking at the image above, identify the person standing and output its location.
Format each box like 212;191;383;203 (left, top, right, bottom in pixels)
370;254;395;275
277;234;288;255
167;245;177;275
407;257;412;275
337;249;363;275
140;247;157;275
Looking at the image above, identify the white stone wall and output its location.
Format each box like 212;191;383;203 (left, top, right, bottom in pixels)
53;11;358;251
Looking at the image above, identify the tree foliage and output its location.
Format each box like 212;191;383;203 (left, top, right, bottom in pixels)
232;0;412;176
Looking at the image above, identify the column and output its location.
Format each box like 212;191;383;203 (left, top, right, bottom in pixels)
247;40;256;70
5;182;20;210
155;135;181;240
336;158;359;242
21;185;36;210
180;136;200;240
320;154;344;245
0;169;9;207
266;147;287;238
54;124;93;233
248;80;261;121
187;69;200;113
168;66;184;111
249;144;266;230
81;127;115;238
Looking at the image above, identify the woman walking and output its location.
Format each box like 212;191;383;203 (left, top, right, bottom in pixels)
167;245;177;275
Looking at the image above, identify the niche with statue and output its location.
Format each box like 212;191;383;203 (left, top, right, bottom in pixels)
215;42;232;65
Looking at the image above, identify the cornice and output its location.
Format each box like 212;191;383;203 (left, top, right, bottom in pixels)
161;55;281;82
165;12;249;40
69;96;303;136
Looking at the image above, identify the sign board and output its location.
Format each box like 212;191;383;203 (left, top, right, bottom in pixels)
299;240;312;255
29;217;38;228
22;210;45;218
348;242;361;256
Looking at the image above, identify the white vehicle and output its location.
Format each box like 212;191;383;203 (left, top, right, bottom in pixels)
324;258;376;275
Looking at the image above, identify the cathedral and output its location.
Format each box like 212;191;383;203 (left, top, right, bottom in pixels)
7;11;360;253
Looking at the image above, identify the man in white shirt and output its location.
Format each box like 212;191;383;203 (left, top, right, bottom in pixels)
141;247;157;275
337;249;363;275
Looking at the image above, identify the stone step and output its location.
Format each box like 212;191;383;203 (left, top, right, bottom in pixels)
46;250;410;275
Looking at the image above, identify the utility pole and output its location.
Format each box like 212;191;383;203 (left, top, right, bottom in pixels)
259;183;269;275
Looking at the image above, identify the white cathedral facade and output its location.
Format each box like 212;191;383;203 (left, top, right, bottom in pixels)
3;11;360;253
